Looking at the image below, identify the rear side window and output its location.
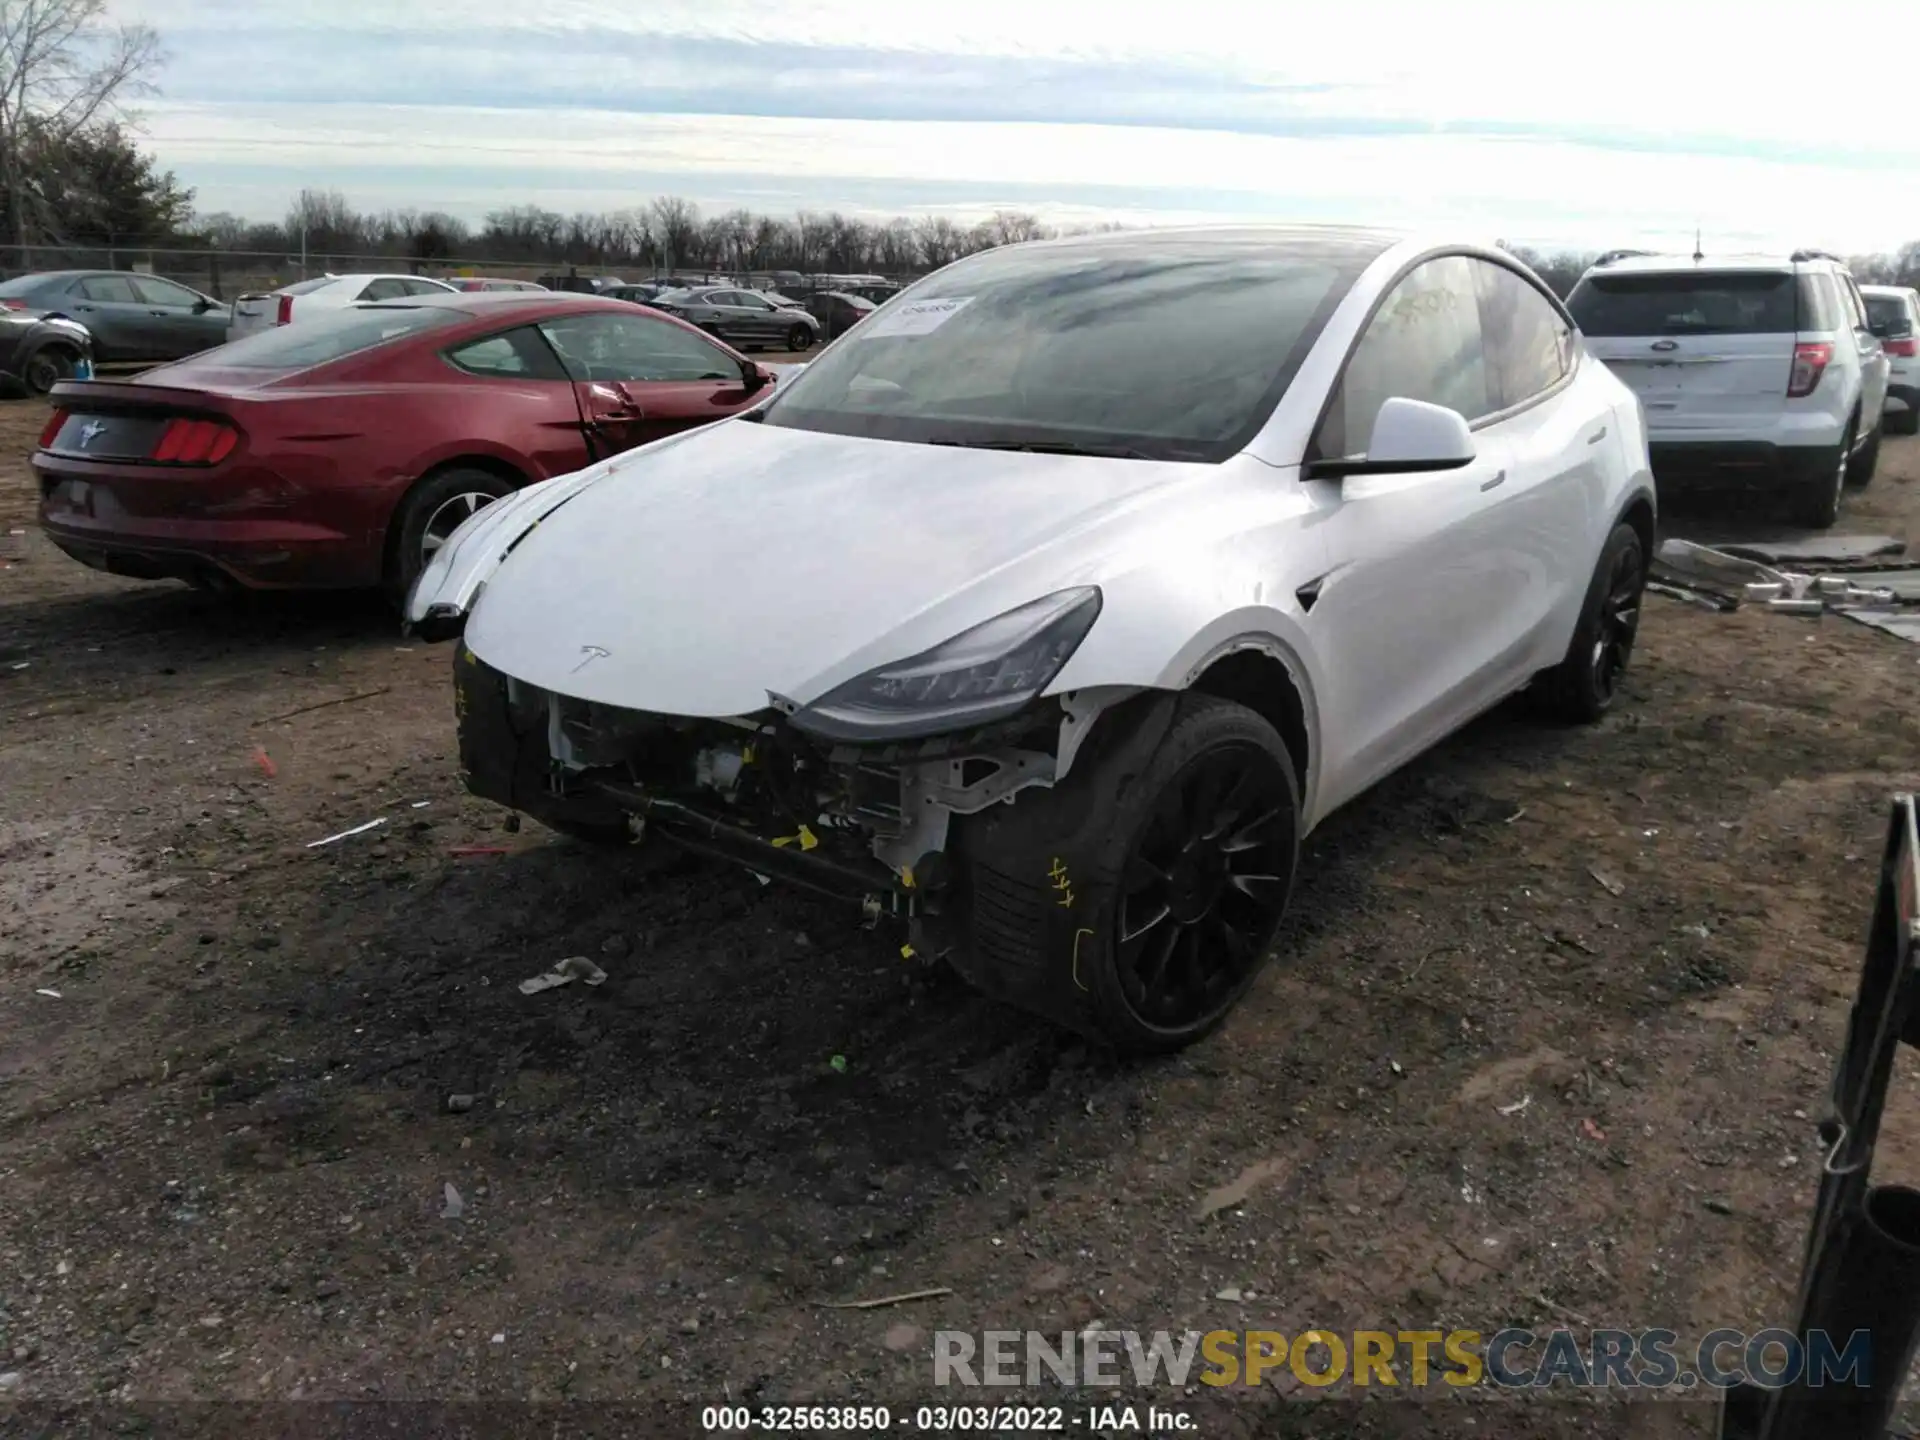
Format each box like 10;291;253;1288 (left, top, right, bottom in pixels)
207;305;462;368
1797;275;1839;332
1865;294;1915;336
1473;260;1570;410
1315;255;1490;459
444;326;568;380
78;275;139;302
1567;272;1797;336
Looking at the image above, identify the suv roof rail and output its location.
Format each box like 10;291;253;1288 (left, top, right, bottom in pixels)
1594;248;1656;266
1791;249;1843;265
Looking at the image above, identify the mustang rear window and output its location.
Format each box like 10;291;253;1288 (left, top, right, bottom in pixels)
1567;272;1799;336
207;306;463;368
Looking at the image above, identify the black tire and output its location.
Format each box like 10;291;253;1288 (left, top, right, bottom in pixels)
941;694;1300;1054
786;324;813;352
1792;419;1852;529
1851;422;1882;488
22;344;77;396
1891;408;1920;437
1533;522;1646;724
386;466;516;604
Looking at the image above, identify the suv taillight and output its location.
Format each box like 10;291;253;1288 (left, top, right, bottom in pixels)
38;407;66;448
1885;336;1918;358
1787;342;1832;398
276;294;294;325
150;418;240;465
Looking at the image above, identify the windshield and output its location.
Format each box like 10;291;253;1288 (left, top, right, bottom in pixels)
1567;271;1798;336
195;304;461;369
758;234;1380;462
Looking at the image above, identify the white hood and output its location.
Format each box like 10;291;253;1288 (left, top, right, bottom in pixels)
448;418;1203;716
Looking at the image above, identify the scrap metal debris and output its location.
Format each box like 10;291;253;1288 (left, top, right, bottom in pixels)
440;1183;465;1219
517;955;607;995
1195;1156;1292;1220
815;1286;953;1311
1497;1094;1533;1117
254;686;393;727
1589;866;1626;897
1716;534;1905;567
1649;539;1920;643
305;817;387;848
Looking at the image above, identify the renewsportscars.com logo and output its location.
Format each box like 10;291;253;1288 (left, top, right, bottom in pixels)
932;1327;1873;1392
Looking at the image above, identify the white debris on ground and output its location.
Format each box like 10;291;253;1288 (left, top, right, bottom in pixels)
1650;538;1920;643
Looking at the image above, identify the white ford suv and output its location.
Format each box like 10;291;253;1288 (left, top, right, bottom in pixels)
1862;285;1920;435
1567;251;1889;527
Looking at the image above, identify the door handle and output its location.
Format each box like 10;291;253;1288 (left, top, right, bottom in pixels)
1479;469;1507;492
1586;426;1608;445
149;309;168;316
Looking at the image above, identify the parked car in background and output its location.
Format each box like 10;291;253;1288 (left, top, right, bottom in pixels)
227;273;457;343
604;282;672;305
645;286;821;351
407;225;1655;1053
445;277;549;293
0;310;93;395
36;292;792;600
1862;285;1920;435
537;273;626;295
0;270;228;363
801;288;876;338
1567;250;1888;527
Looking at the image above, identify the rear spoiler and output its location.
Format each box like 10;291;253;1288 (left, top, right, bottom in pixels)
46;377;233;410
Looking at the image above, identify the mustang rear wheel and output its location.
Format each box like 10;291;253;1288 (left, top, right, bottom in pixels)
786;324;813;352
387;467;516;604
943;694;1299;1054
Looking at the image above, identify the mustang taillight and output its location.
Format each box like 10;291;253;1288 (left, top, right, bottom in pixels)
1787;342;1832;398
38;407;66;449
1;298;30;312
151;418;240;465
276;293;294;325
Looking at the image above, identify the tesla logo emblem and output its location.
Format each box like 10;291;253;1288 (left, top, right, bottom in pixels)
1650;340;1678;352
571;644;610;673
77;420;106;447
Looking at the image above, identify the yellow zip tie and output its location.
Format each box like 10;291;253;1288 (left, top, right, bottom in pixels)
771;824;819;851
899;865;916;889
900;943;916;960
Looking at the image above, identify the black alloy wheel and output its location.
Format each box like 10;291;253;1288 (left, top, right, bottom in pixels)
1115;740;1295;1034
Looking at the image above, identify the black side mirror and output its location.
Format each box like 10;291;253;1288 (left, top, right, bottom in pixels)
193;298;214;313
741;362;769;394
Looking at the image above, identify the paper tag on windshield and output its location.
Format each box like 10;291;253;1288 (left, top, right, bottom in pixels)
860;295;972;338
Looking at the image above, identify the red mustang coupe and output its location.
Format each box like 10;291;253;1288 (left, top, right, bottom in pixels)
34;291;784;598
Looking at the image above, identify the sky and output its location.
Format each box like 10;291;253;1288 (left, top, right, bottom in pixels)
116;0;1920;256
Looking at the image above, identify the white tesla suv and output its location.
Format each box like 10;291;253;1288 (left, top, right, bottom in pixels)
407;227;1656;1053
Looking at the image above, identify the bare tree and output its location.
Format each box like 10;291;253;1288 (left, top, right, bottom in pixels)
650;195;699;272
0;0;162;248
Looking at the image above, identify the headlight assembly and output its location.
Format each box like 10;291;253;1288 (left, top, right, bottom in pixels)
790;587;1101;742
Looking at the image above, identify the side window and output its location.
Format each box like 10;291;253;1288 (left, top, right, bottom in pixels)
401;278;449;296
1473;260;1569;411
1797;274;1837;332
1314;255;1490;459
78;275;139;303
130;276;203;308
444;326;568;380
1840;276;1869;331
536;312;741;383
360;278;408;302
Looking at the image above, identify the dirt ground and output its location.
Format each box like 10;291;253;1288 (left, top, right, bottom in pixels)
4;396;1920;1440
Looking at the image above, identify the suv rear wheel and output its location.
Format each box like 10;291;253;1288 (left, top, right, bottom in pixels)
1794;417;1853;529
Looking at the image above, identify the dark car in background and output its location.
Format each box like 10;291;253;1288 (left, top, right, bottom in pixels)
604;282;672;305
34;292;790;599
0;311;93;395
0;270;229;363
645;286;821;351
801;289;876;339
536;273;626;295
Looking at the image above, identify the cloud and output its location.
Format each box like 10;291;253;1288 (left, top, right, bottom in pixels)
117;0;1920;251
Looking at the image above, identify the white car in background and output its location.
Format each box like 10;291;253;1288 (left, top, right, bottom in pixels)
1567;250;1889;527
408;226;1655;1053
1862;285;1920;435
227;273;458;342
